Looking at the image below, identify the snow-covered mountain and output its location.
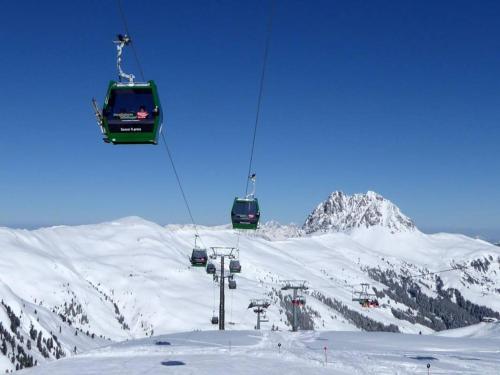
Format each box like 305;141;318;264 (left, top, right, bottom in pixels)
0;192;499;372
253;221;304;241
303;191;416;234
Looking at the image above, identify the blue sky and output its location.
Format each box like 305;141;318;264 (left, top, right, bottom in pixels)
0;1;499;239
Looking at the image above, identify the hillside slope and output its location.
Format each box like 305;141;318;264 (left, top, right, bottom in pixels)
0;214;499;372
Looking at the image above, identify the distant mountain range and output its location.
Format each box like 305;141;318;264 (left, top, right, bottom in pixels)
0;191;498;372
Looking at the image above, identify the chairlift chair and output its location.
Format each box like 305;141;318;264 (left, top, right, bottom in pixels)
352;283;379;308
292;296;306;306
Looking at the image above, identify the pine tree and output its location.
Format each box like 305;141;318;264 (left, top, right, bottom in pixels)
29;324;37;341
36;331;42;353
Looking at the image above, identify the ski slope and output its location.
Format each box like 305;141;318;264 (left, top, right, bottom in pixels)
435;321;500;340
20;330;500;374
0;215;498;372
1;216;497;336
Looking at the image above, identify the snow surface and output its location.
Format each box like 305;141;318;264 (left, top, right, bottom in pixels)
21;330;500;374
435;321;500;340
0;211;499;372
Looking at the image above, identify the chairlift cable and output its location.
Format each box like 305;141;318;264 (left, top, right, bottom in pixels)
313;263;473;296
406;264;472;279
236;231;241;249
116;0;146;82
244;0;275;196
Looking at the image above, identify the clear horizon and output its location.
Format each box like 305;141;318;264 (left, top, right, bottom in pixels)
0;1;499;240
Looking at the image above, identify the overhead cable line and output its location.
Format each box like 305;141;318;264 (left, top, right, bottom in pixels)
115;0;206;248
405;264;472;279
116;0;146;81
160;132;206;247
235;0;276;248
244;0;275;196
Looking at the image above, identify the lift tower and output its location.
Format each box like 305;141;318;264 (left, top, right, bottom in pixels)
210;247;237;330
248;299;271;330
281;280;308;332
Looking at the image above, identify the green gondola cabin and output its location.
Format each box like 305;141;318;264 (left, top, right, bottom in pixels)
190;249;208;267
231;197;260;230
101;80;162;144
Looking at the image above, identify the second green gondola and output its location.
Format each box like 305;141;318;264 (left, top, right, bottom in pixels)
231;197;260;230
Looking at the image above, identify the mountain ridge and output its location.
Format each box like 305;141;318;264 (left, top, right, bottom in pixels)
303;191;416;234
0;197;498;372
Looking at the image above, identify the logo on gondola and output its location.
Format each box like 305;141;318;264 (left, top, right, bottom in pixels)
117;113;136;120
120;127;142;132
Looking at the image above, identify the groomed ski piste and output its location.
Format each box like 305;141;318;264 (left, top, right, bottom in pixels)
20;327;500;374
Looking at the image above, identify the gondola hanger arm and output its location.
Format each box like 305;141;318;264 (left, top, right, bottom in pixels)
114;34;135;84
246;173;257;199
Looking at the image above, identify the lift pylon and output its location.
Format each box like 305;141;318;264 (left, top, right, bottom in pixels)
209;247;238;330
248;299;271;330
281;280;308;332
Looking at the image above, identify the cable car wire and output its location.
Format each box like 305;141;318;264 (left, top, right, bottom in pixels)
114;0;206;248
233;1;275;248
116;0;146;82
405;264;472;279
244;0;275;196
313;263;474;295
160;131;205;246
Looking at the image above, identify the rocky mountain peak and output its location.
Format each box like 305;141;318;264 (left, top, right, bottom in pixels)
303;191;416;234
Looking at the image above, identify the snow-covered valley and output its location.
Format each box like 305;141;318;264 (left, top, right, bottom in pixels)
0;191;498;373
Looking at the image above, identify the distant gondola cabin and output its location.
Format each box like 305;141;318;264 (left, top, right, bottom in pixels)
229;260;241;273
190;249;208;267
